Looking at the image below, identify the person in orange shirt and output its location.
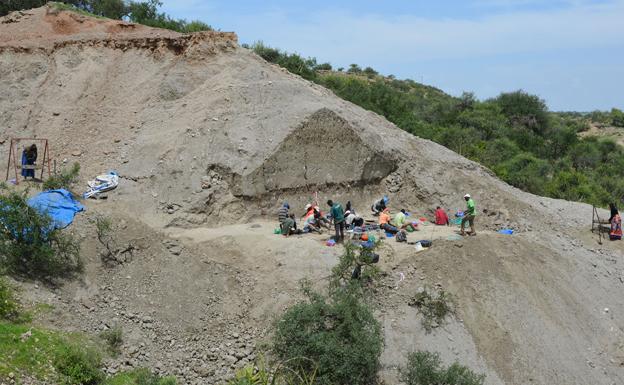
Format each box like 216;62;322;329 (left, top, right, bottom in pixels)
379;208;399;234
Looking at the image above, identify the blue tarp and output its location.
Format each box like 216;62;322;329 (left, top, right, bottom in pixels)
27;189;84;230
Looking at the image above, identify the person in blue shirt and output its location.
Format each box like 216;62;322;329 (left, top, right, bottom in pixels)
327;199;345;243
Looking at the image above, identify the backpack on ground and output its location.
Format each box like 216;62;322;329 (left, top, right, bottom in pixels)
396;230;407;243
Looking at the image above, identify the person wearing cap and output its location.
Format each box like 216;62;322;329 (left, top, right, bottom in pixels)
460;194;476;236
395;208;417;231
379;207;399;234
328;199;346;242
277;202;297;236
371;195;389;216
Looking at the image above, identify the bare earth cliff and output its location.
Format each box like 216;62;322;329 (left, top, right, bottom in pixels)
1;6;623;385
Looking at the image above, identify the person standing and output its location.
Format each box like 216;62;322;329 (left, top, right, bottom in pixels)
21;144;37;180
460;194;476;236
328;199;345;243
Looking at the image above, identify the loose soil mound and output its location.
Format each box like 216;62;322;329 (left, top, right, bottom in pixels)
1;6;623;385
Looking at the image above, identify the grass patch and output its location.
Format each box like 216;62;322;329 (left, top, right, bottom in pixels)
0;277;29;323
0;321;176;385
105;368;176;385
408;287;456;332
228;362;316;385
0;322;102;384
400;351;485;385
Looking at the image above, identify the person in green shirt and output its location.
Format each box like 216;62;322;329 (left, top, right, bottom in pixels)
460;194;476;236
327;199;345;243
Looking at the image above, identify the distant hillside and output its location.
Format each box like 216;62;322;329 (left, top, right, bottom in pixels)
251;42;624;207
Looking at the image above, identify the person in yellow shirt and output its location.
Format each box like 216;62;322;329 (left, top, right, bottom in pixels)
394;209;417;231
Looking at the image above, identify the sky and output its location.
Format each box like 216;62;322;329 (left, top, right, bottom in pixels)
161;0;624;111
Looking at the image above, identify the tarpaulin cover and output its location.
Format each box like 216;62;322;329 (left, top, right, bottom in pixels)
27;189;84;230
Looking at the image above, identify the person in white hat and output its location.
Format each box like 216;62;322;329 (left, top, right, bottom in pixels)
461;194;476;236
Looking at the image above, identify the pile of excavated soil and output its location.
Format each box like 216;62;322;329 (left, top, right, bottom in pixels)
1;6;623;385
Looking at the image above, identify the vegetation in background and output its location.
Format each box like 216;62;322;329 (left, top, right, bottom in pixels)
1;1;212;33
250;42;624;207
400;351;485;385
408;287;456;332
42;162;81;191
0;190;82;282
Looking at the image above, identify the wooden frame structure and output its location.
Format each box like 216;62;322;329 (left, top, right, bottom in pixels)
591;206;606;245
4;138;52;185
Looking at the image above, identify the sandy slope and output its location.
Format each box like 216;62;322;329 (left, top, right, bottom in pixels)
1;6;624;385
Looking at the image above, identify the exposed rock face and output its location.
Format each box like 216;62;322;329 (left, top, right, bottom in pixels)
235;108;397;197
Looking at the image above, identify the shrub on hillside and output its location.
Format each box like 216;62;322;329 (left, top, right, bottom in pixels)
408;287;456;332
400;351;485;385
42;162;81;191
99;325;123;356
228;362;316;385
272;285;382;385
0;190;82;281
54;343;105;385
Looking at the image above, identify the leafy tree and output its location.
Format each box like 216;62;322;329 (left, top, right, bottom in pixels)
347;63;362;74
611;108;624;127
363;66;378;78
492;90;549;135
314;62;332;71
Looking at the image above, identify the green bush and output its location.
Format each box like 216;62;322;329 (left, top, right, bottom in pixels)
408;287;455;332
42;162;81;191
99;326;123;355
272;286;382;385
610;108;624;127
400;351;485;385
54;343;105;385
0;190;82;281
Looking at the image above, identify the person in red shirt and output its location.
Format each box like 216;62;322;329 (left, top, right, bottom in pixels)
434;206;449;226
